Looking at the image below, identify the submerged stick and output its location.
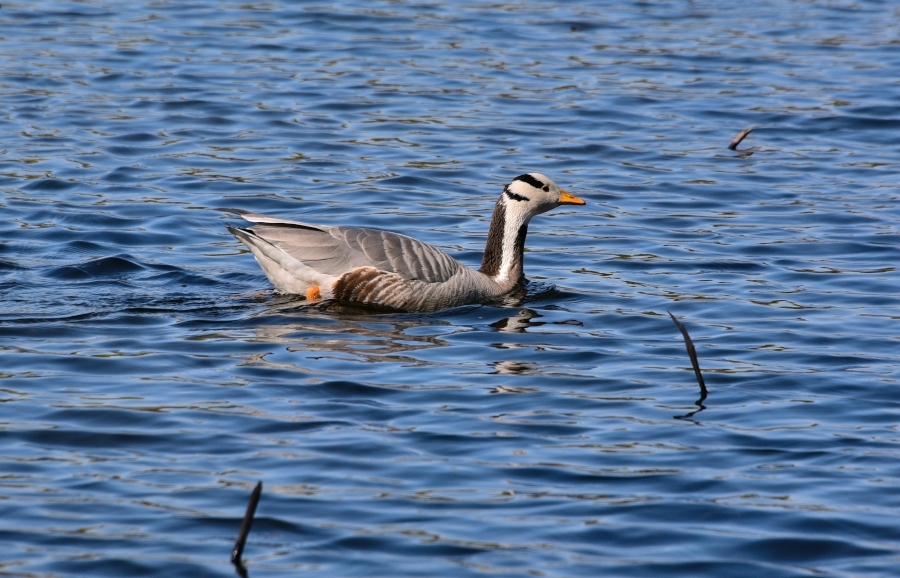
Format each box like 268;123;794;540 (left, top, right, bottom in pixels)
728;127;754;151
232;481;263;574
668;312;708;399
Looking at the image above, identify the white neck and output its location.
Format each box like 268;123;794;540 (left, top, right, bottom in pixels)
479;197;530;287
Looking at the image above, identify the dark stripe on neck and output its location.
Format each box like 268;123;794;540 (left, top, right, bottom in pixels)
479;198;506;277
504;187;529;202
511;223;528;283
512;173;544;189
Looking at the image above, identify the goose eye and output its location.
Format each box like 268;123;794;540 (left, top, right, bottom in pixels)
542;186;549;192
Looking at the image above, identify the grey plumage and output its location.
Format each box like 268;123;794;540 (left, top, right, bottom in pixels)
223;173;584;312
226;215;463;282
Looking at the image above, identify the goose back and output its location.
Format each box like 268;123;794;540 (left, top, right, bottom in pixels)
245;220;465;283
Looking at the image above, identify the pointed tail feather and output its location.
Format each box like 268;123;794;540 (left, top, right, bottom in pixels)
226;225;331;294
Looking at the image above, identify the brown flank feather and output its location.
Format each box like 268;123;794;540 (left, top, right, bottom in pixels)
333;267;388;303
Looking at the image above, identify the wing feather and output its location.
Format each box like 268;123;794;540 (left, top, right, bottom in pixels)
335;226;464;283
227;210;465;283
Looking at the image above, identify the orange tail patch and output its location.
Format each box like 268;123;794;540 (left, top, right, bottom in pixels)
306;285;321;301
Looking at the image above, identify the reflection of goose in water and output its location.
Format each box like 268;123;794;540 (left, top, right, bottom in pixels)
488;308;580;386
492;361;539;376
235;301;578;377
490;307;544;334
242;298;455;367
224;174;584;312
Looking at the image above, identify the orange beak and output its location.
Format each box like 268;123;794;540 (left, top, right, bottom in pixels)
558;189;586;206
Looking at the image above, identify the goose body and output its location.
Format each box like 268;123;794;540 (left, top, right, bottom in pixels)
224;173;585;312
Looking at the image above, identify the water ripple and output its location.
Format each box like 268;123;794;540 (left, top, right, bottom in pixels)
2;0;900;576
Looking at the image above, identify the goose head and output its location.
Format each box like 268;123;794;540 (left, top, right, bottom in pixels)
502;173;585;221
479;173;585;284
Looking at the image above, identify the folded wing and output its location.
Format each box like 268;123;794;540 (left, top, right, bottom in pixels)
225;209;465;283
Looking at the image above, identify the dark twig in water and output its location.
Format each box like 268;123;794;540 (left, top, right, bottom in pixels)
232;481;263;577
728;127;753;151
668;312;707;397
669;312;708;421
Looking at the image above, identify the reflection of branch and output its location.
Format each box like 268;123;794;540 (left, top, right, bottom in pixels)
668;312;708;420
232;481;263;578
728;127;754;151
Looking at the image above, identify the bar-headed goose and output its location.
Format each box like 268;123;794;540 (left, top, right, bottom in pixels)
224;173;584;312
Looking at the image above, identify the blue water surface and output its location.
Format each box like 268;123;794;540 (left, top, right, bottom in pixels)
2;1;900;576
